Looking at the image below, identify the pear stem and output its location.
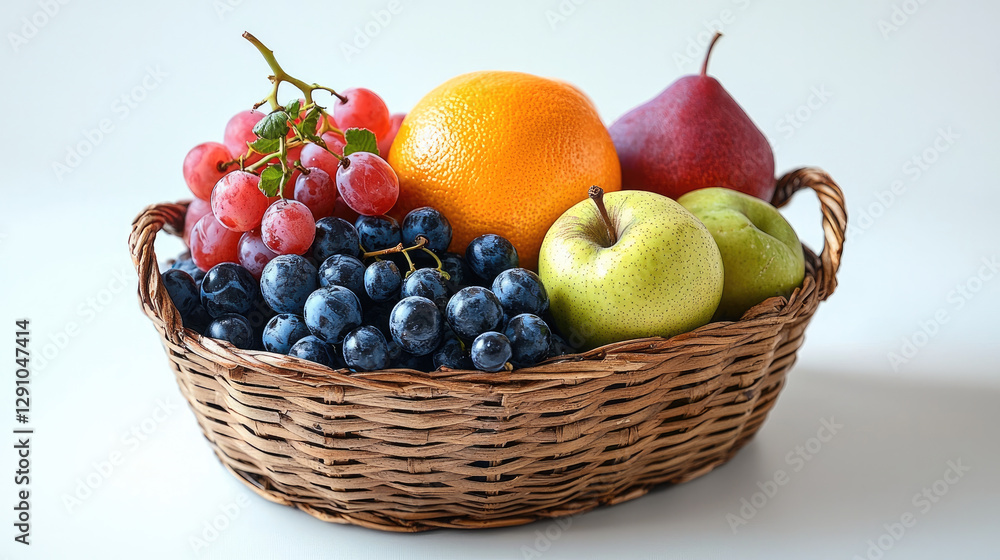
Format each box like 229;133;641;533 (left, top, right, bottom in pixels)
588;186;617;247
701;32;723;77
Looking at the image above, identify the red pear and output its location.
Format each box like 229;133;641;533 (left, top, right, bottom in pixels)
609;33;775;202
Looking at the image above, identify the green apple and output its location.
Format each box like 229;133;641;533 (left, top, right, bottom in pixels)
678;187;805;321
538;187;724;350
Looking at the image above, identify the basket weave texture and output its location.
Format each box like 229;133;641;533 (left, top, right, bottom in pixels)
129;167;846;532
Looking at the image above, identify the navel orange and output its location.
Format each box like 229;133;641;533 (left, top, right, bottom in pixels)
388;71;621;271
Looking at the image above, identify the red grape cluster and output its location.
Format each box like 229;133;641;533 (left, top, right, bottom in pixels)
179;35;406;275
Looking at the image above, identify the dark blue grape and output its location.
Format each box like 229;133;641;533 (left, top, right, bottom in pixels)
262;313;311;354
303;285;363;344
342;325;390;372
185;304;212;334
171;257;206;283
318;254;365;296
260;255;317;314
401;268;449;312
548;333;575;358
386;338;403;363
242;296;276;331
363;302;393;339
445;286;504;341
206;313;254;349
402;207;453;253
200;263;258;318
465;234;518;282
364;260;401;302
439;252;471;292
433;338;472;370
393;350;434;372
389;296;442;356
492;268;549;316
504;313;552;367
311;217;360;261
355;215;401;251
287;335;336;368
470;332;512;372
163;268;200;317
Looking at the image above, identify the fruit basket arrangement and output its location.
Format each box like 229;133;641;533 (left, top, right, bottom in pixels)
130;33;846;531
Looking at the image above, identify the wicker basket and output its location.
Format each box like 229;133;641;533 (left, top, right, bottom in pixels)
129;167;845;532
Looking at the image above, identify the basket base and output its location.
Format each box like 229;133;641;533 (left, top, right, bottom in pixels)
211;416;767;532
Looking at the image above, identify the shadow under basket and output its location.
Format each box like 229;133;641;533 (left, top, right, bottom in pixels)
129;167;846;532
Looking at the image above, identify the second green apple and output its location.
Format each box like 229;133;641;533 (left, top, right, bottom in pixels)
678;187;805;321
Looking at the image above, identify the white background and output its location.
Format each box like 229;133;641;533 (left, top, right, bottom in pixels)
1;0;998;558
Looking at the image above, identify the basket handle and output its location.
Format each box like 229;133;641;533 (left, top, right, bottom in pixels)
128;201;190;345
770;167;846;301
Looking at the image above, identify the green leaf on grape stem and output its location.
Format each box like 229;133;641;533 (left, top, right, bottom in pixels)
285;99;301;120
343;128;379;156
297;108;321;142
248;137;279;154
259;165;283;197
253;111;289;140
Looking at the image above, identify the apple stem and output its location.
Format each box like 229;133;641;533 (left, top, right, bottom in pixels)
701;32;723;77
588;186;617;247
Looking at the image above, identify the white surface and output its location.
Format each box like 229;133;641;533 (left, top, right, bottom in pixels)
1;0;998;558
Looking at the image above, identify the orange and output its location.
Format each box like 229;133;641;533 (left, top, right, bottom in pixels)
388;71;621;271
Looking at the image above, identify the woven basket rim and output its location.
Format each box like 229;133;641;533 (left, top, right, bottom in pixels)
129;167;846;395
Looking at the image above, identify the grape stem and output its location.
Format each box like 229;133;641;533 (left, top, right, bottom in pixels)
360;236;452;280
242;32;347;110
363;242;406;259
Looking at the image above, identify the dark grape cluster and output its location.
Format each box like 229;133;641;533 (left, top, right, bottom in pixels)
163;206;574;373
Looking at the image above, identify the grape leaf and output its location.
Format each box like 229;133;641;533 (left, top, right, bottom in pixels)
297;107;322;142
259;165;283;197
248;137;280;154
253;111;290;140
285;99;301;121
343;128;379;156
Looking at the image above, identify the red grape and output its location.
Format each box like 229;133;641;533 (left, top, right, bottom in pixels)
335;151;399;216
211;171;269;232
190;213;241;271
183;198;213;247
333;88;391;139
261;200;316;255
183;142;233;201
294;167;337;219
333;193;361;224
223;110;265;161
237;229;278;279
377;112;406;156
322;132;346;154
300;141;341;178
